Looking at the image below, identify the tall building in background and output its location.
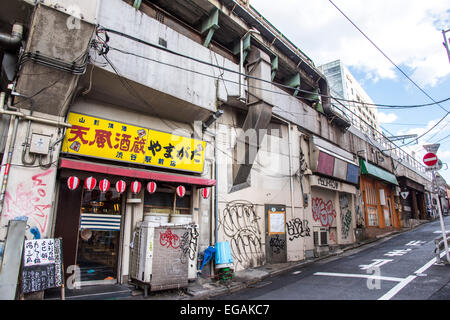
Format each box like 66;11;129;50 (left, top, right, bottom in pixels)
318;60;380;138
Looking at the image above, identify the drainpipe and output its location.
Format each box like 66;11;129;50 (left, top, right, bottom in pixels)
239;28;260;102
0;94;20;216
0;24;23;51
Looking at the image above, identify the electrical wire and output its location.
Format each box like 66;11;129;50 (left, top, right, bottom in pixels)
328;0;449;114
97;26;450;110
94;26;447;159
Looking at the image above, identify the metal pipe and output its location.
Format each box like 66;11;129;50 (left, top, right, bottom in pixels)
0;24;23;51
0;96;19;215
433;170;450;262
0;109;72;128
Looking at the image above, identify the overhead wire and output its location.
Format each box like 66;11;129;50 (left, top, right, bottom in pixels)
97;25;450;110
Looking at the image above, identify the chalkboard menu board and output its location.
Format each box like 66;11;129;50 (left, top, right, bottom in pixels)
22;238;63;294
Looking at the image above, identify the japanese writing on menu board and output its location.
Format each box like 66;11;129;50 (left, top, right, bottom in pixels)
62;113;206;173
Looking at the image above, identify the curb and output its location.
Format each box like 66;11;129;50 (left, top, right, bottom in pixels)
187;220;433;300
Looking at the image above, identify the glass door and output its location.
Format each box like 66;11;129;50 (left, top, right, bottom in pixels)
76;187;122;283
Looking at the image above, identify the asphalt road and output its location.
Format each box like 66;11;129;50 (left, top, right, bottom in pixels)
216;216;450;300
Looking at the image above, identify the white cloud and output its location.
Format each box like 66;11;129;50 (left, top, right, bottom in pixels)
250;0;450;87
377;112;398;124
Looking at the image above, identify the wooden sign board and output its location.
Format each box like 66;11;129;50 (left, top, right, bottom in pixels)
21;238;63;294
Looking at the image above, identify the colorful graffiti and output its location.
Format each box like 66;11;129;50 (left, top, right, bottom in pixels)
311;198;336;227
286;218;310;241
218;200;263;269
3;168;55;236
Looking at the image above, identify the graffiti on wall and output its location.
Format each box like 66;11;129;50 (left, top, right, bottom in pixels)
356;190;365;227
311;197;336;227
286;218;310;241
3;168;55;238
160;228;181;249
180;225;199;264
341;210;352;239
269;235;286;254
339;194;352;239
218;200;263;268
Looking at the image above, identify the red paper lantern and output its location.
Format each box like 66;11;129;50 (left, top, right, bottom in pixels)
99;179;110;193
201;187;210;199
84;176;97;191
131;180;142;194
115;180;126;194
147;181;157;194
176;185;186;198
67;176;80;190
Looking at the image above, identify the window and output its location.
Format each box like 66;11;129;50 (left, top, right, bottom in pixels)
144;184;192;215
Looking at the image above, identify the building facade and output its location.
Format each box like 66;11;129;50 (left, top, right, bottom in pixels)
0;0;441;296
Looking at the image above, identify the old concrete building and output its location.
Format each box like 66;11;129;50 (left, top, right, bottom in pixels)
0;0;439;297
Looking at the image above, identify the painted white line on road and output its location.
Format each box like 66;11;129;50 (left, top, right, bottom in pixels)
378;275;417;300
292;271;302;275
414;251;447;275
313;272;404;282
434;230;450;234
379;251;448;300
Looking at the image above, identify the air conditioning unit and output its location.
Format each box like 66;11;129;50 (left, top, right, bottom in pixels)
313;227;328;246
130;220;199;288
130;220;156;283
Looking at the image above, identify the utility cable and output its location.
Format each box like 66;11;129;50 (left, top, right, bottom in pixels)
328;0;449;114
97;26;450;110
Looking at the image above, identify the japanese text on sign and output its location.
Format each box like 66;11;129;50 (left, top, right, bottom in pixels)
24;239;56;267
62;113;206;173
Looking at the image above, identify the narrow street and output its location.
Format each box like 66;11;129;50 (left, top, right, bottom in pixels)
216;217;450;300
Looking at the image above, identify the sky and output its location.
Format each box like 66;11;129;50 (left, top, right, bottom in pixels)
250;0;450;184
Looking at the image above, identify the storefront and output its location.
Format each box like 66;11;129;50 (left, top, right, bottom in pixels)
359;159;401;230
397;176;426;223
309;137;359;250
53;112;215;286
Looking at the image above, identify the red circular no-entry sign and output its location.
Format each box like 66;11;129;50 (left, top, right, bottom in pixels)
423;152;438;166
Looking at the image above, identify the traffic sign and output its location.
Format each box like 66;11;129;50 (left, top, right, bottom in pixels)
425;159;443;172
423;153;438;167
423;144;440;153
400;191;409;199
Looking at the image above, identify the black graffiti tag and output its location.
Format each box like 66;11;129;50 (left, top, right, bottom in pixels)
286;218;310;241
218;200;263;269
180;226;199;264
269;235;286;254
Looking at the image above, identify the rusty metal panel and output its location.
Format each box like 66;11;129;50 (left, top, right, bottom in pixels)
150;226;188;292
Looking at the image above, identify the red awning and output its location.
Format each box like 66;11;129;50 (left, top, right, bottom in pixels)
59;158;216;187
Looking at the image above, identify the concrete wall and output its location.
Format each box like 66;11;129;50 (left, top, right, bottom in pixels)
95;0;239;114
0;112;63;241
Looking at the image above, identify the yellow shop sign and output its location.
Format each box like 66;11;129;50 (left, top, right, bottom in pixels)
62;113;206;173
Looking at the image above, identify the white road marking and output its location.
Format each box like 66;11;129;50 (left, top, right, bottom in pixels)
405;241;426;246
414;251;447;274
384;249;412;257
313;272;404;282
433;230;450;234
379;251;448;300
292;271;302;275
359;259;393;270
378;275;417;300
